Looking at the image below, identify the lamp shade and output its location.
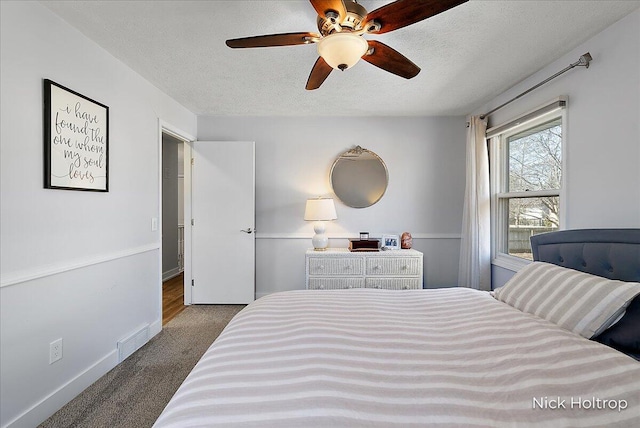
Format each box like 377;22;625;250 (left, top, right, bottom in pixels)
317;33;368;70
304;198;337;221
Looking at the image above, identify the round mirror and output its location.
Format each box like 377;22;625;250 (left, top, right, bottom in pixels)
330;146;388;208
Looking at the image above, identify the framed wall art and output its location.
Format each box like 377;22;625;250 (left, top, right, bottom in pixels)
44;79;109;191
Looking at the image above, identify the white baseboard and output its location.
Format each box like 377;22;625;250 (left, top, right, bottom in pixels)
149;317;162;339
162;267;182;282
3;316;162;428
4;350;118;428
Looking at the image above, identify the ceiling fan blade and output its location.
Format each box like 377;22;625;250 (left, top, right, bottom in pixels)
363;0;468;34
226;32;319;48
362;40;420;79
310;0;347;21
306;57;333;90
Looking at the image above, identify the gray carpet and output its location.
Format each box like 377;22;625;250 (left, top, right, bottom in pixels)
39;305;245;428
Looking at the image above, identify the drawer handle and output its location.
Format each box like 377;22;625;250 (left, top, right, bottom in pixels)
345;265;352;270
319;285;325;290
402;265;409;270
374;285;381;289
403;285;410;289
346;285;353;289
318;265;325;270
374;265;381;270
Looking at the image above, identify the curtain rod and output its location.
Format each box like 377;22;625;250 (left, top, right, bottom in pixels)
479;52;592;120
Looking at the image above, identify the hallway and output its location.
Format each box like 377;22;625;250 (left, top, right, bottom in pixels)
163;273;185;324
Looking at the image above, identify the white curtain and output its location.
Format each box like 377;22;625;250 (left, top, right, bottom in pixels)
458;116;491;291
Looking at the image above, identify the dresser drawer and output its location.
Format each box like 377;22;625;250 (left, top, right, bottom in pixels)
308;278;365;290
366;257;422;276
308;257;363;276
365;278;421;290
305;249;423;290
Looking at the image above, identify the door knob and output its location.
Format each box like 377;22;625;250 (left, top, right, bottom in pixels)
240;227;253;234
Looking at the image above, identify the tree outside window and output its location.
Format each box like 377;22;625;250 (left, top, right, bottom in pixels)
493;115;563;261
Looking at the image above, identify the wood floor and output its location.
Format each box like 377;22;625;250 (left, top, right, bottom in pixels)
163;273;186;325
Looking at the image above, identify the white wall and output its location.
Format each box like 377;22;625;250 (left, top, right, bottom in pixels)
0;2;196;427
197;116;467;296
5;3;635;425
479;9;640;287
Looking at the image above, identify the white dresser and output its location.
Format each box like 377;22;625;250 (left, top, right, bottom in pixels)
305;248;423;290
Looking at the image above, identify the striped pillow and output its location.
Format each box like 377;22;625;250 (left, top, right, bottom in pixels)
494;262;640;338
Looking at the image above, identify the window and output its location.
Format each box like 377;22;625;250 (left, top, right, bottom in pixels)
489;102;565;268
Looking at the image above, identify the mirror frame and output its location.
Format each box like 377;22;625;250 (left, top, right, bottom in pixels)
330;146;389;208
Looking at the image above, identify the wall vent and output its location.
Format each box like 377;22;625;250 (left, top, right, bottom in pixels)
117;325;150;363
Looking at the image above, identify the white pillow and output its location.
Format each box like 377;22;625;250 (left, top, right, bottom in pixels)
493;262;640;338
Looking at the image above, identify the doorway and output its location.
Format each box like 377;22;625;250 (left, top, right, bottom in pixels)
161;131;188;323
158;125;256;324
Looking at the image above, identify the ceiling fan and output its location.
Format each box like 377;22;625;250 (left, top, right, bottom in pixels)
226;0;469;90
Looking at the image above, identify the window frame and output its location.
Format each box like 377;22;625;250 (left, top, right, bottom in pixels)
489;102;567;271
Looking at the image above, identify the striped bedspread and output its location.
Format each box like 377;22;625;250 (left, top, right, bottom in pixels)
153;288;640;427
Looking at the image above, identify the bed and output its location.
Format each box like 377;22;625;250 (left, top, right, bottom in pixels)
154;229;640;427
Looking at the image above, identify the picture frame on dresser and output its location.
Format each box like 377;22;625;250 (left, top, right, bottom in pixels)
382;234;399;250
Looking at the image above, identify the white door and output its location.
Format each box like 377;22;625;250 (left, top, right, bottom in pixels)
191;140;255;304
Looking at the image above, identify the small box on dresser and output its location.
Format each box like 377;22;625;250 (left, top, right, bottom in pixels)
305;248;423;290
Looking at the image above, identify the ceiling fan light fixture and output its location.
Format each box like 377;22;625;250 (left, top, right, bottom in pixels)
317;32;368;71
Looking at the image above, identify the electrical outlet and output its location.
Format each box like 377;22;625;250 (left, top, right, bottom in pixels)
151;217;158;231
49;338;63;364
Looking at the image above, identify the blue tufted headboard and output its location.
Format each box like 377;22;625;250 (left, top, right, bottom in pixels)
530;229;640;359
530;229;640;282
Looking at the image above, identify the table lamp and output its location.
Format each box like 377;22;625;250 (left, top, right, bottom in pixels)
304;198;337;251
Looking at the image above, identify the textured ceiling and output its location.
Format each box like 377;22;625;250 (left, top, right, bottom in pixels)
42;0;639;116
